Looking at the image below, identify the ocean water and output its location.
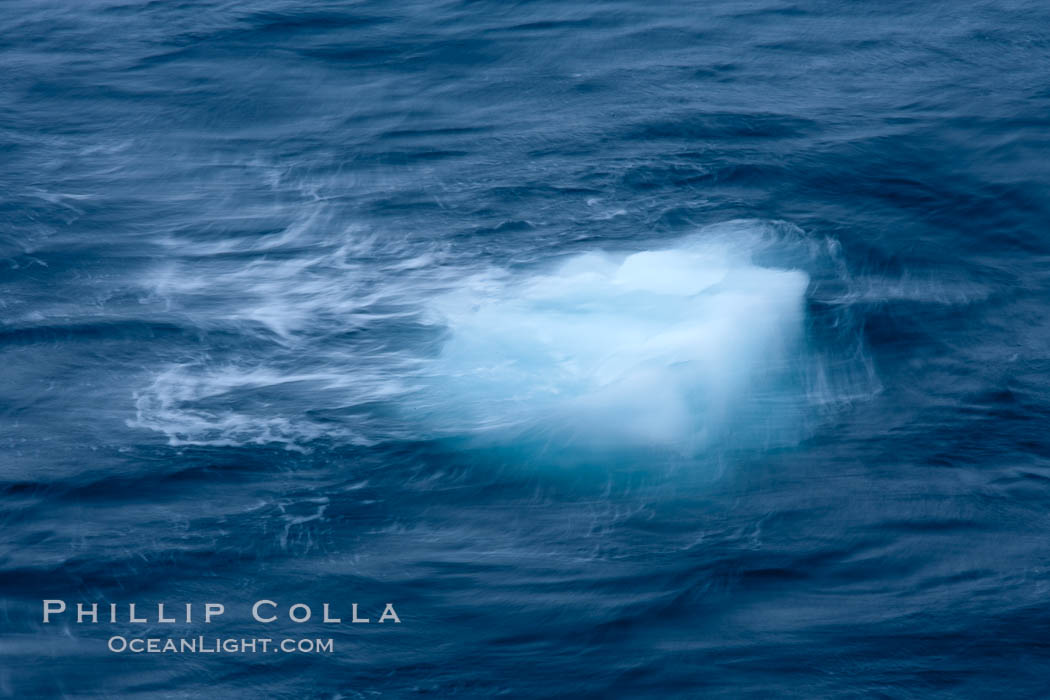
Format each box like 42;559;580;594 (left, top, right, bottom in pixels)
2;0;1050;697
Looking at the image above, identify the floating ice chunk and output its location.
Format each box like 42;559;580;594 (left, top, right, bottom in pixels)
415;234;812;455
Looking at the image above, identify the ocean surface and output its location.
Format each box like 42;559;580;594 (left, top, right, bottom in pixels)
3;0;1050;697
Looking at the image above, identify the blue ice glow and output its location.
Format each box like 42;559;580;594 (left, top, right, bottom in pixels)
419;228;814;453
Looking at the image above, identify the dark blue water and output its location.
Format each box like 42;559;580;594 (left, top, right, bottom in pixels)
3;1;1050;697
